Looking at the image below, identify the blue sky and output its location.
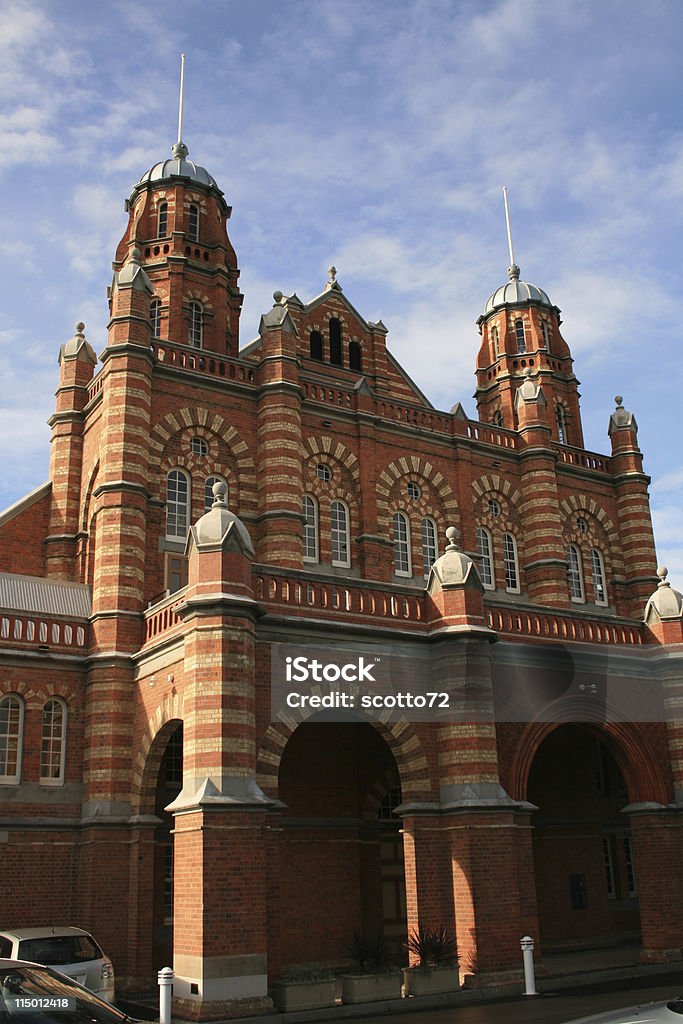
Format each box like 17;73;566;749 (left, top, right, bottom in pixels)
2;0;683;582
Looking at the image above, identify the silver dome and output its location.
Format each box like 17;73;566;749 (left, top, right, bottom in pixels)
484;264;553;315
131;142;220;196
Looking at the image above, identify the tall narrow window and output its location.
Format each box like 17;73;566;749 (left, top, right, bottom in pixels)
188;203;199;242
188;301;203;348
150;298;162;339
421;517;437;578
540;319;550;348
166;469;190;539
331;500;350;567
349;340;362;371
309;330;323;361
157;202;168;238
556;404;567;445
493;410;504;428
491;325;499;356
303;495;319;562
329;317;343;366
205;475;227;512
0;695;24;784
166;554;188;593
624;836;637;897
503;532;520;593
476;527;494;589
393;512;411;576
590;548;607;606
567;543;584;601
515;319;526;354
40;698;66;785
603;837;617;900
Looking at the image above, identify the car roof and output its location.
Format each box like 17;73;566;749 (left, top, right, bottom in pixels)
0;927;91;941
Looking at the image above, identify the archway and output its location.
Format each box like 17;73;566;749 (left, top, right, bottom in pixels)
150;721;183;971
528;724;641;952
275;720;407;969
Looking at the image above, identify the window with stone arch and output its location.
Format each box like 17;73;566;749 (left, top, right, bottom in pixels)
150;298;162;339
188;301;203;348
188;203;200;242
540;319;551;349
567;543;585;602
476;527;495;589
331;499;350;567
40;697;67;786
309;330;323;361
491;324;500;357
157;201;168;238
492;410;504;428
590;548;608;606
302;495;319;563
514;318;526;354
503;532;520;593
329;317;343;367
348;340;362;371
393;511;411;577
204;475;227;513
421;517;437;578
166;469;190;540
0;694;24;785
556;403;568;445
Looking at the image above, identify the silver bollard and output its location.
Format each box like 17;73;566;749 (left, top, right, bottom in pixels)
520;936;538;996
158;967;174;1024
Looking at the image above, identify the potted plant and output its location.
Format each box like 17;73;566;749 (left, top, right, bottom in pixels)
270;963;336;1012
340;931;402;1004
403;924;461;997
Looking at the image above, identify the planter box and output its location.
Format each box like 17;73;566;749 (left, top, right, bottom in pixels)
270;979;336;1012
340;973;402;1004
402;965;461;997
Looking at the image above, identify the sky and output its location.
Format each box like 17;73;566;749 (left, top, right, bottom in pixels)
1;0;682;582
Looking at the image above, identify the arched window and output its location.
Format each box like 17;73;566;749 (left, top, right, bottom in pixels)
150;298;162;339
157;202;168;238
329;317;343;366
331;500;350;567
40;698;67;785
0;694;24;784
493;410;504;428
349;340;362;371
188;302;203;348
204;475;227;512
309;330;323;361
302;495;319;562
188;203;199;242
503;532;520;593
166;469;190;539
591;548;608;606
515;318;526;354
556;404;567;445
476;527;494;589
540;319;550;349
491;325;499;356
567;544;585;601
393;512;411;576
421;517;437;578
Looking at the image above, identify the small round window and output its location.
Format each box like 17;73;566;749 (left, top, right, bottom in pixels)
488;498;501;517
577;516;588;534
407;482;421;500
316;463;332;482
190;436;209;457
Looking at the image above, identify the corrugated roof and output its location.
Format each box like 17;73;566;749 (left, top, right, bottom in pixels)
0;573;91;619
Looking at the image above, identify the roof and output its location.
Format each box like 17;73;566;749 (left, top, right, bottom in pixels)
0;573;91;619
0;481;51;530
483;264;554;316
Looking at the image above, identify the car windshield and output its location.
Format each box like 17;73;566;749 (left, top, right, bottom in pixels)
0;965;125;1024
16;937;102;967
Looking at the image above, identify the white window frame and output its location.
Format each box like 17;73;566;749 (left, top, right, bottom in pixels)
476;527;495;589
556;403;568;445
39;697;67;786
157;201;168;238
188;302;203;348
567;543;585;602
514;318;526;354
150;298;162;339
503;532;520;593
331;500;350;568
590;548;608;606
188;203;199;242
491;324;499;356
303;495;319;563
421;517;437;579
0;694;24;785
540;319;550;349
205;475;227;513
166;469;190;540
393;511;412;577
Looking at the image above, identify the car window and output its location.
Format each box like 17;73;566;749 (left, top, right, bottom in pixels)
17;936;103;966
0;965;123;1024
0;937;13;957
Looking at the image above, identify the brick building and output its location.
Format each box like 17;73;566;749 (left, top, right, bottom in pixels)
2;133;683;1020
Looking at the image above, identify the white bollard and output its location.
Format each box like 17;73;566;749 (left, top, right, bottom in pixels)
520;936;538;996
158;967;174;1024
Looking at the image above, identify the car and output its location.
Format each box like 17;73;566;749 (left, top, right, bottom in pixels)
567;998;683;1022
0;928;115;1003
0;959;130;1023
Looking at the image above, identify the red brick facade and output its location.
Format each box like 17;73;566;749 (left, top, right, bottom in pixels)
1;143;682;1018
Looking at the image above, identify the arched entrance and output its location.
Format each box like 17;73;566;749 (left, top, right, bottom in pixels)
275;720;407;969
528;724;641;952
150;721;183;971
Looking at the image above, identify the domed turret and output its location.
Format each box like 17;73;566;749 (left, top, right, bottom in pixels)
483;264;554;316
645;567;683;624
129;140;223;206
